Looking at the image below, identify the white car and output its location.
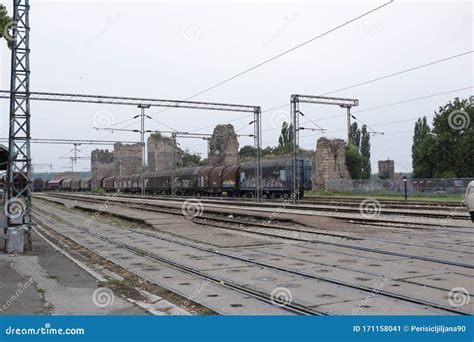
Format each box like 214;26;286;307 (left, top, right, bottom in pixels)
465;181;474;222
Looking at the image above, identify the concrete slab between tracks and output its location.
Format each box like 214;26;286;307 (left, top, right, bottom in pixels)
35;194;278;249
0;228;148;315
31;197;473;315
32;206;292;315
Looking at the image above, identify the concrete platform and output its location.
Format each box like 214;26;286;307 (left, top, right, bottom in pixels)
0;228;148;315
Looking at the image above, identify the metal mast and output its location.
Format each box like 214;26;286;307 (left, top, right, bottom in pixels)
290;95;359;203
254;107;262;202
291;96;299;203
343;105;352;145
138;104;150;195
6;0;31;251
171;132;177;197
1;91;263;202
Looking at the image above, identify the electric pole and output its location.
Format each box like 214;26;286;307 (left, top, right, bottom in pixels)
137;104;150;195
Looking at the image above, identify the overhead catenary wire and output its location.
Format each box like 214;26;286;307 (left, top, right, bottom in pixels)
144;1;394;121
262;51;473;114
178;1;394;102
262;86;474;134
87;6;471;149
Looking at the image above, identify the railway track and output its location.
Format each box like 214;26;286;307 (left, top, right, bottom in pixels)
98;192;464;211
302;196;463;208
147;197;469;220
65;192;469;219
40;192;472;230
36;193;473;269
32;200;469;316
32;210;319;316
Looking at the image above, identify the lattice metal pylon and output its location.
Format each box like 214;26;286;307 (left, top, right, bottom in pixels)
291;95;359;203
6;0;31;250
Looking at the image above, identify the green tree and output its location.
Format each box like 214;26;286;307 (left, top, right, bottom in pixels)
430;98;473;177
360;125;371;179
277;121;293;154
411;97;473;178
346;122;371;179
239;145;257;159
412;116;434;178
179;149;202;167
346;144;363;179
350;122;360;147
0;4;13;49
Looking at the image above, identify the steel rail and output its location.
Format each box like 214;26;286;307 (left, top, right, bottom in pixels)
38;192;473;268
34;196;470;316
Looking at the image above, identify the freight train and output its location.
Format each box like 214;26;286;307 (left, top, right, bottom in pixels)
37;158;312;198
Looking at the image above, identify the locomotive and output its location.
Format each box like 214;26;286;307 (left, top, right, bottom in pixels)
42;157;312;198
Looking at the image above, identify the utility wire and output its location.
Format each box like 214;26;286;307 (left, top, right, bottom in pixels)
146;1;394;120
263;50;473;114
182;1;394;101
353;86;473;114
263;86;473;134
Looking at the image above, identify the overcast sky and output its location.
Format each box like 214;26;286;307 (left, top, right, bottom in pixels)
0;0;472;174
